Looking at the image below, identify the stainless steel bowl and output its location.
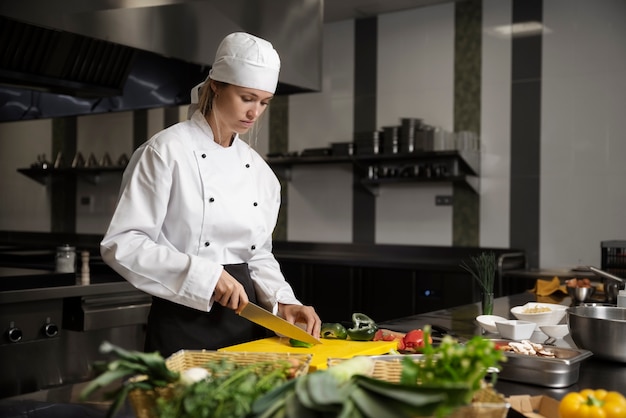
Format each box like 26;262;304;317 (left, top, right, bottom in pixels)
567;286;596;303
567;305;626;362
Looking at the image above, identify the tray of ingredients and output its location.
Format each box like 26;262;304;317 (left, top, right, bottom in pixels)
491;339;592;388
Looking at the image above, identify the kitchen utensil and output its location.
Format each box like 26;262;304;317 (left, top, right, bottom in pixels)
495;320;536;340
539;324;569;340
219;336;397;371
510;303;567;329
567;285;596;303
567;305;626;362
237;302;321;345
476;315;508;333
491;339;592;388
587;266;625;304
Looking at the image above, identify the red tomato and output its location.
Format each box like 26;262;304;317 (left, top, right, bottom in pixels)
403;329;431;349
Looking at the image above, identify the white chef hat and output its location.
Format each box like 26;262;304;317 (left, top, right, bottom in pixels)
188;32;280;118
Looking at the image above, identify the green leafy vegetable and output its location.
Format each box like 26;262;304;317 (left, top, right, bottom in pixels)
251;326;507;418
400;325;506;403
79;341;180;418
157;358;295;418
250;355;465;418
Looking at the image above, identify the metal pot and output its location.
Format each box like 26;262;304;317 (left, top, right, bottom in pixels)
567;305;626;362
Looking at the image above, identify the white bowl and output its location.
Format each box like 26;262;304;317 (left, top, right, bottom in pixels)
539;324;570;340
510;302;568;329
476;315;508;333
496;320;536;340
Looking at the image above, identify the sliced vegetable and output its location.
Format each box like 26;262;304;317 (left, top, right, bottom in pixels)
347;313;378;341
289;338;314;348
401;329;432;352
559;389;626;418
321;322;348;339
373;329;403;342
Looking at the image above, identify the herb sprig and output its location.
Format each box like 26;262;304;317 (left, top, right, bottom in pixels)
460;251;497;294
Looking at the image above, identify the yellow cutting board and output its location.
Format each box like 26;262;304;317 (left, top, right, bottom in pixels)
219;337;397;371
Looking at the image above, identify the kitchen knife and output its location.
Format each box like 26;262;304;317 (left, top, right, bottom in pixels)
238;302;321;345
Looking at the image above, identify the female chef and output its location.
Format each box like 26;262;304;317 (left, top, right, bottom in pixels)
101;32;321;356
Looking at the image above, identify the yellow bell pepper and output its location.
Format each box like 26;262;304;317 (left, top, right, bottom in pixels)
559;389;626;418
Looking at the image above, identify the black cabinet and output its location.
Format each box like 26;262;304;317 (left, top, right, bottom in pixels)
359;267;416;321
275;242;526;324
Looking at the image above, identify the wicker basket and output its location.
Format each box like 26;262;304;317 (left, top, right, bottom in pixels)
327;357;509;418
128;350;312;418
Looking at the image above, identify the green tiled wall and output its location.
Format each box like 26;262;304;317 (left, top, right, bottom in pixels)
453;0;481;246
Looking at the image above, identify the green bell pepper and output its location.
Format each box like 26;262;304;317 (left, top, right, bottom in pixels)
346;313;378;341
321;322;348;340
289;338;314;348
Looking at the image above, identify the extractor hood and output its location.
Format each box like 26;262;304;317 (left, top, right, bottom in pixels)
0;0;322;122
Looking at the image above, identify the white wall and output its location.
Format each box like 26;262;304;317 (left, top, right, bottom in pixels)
480;0;512;249
376;4;455;245
287;20;355;242
0;118;52;231
1;0;625;269
540;0;626;267
75;112;133;233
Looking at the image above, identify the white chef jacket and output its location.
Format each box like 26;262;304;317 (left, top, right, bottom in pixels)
101;110;300;313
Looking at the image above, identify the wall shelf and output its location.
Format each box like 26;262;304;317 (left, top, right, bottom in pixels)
17;167;124;185
266;150;480;194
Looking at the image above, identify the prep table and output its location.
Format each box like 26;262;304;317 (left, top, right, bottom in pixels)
1;291;625;417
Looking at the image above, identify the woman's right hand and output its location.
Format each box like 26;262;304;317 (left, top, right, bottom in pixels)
213;269;249;311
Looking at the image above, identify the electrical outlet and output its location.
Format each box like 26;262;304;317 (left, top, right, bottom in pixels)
80;195;95;213
435;195;453;206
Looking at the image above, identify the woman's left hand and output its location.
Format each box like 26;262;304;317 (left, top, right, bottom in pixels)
278;304;321;339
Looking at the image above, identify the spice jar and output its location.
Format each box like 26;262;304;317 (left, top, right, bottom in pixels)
55;244;76;273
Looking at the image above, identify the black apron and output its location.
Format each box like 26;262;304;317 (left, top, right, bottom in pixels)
144;263;268;357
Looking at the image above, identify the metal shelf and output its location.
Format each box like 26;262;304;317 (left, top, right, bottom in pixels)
267;150;480;194
17;167;125;185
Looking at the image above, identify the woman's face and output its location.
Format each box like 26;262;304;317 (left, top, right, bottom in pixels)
211;83;273;136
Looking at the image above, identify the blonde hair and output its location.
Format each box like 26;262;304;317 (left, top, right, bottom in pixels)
197;80;265;147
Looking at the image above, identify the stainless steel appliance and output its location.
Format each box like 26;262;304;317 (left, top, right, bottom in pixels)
0;268;150;398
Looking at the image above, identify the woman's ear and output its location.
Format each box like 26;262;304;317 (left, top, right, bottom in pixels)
209;80;219;95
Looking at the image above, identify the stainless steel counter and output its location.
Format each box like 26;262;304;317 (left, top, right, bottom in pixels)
0;278;136;304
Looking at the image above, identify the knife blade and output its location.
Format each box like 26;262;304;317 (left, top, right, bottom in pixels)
238;302;321;345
